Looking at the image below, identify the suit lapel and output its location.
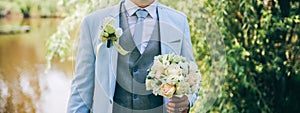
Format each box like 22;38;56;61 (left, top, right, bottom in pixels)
102;3;121;98
157;4;182;55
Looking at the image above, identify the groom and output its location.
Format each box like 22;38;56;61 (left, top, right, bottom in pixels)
67;0;197;113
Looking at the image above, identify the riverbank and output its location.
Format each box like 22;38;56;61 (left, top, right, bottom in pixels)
0;17;73;113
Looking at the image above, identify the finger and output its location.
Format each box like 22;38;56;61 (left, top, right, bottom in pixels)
167;106;184;113
170;96;188;103
168;101;186;108
167;109;174;113
167;102;181;112
167;102;176;108
166;105;176;113
168;101;184;108
169;97;181;102
179;97;189;106
167;109;175;113
168;103;189;111
167;101;189;112
169;97;189;107
167;102;189;113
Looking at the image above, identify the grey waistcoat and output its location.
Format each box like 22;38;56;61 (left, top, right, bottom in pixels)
113;4;163;113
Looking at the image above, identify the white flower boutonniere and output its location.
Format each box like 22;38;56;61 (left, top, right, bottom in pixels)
96;17;128;55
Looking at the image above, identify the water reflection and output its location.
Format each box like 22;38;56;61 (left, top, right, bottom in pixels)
0;17;73;113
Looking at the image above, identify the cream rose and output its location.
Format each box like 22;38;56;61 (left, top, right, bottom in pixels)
165;64;181;76
160;84;176;98
176;82;191;95
146;79;154;90
151;60;164;72
179;62;189;75
189;62;198;72
186;73;199;85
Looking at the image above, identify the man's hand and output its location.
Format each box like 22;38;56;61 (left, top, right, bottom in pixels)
166;95;189;113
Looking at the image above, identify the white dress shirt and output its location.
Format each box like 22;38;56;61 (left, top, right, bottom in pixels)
124;0;158;53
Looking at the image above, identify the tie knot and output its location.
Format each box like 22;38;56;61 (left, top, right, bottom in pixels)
135;9;148;19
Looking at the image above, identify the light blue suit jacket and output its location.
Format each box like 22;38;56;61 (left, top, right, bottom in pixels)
67;1;197;113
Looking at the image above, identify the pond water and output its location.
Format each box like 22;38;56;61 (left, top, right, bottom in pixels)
0;17;73;113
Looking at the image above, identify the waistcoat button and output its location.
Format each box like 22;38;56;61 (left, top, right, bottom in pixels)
133;94;139;99
133;67;138;72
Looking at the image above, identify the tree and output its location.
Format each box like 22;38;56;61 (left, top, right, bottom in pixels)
200;0;300;112
13;0;36;18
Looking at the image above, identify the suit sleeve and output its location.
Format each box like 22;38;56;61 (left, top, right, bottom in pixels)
67;18;95;113
181;17;198;108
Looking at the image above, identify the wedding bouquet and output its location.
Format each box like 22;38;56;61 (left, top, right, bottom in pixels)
146;54;201;98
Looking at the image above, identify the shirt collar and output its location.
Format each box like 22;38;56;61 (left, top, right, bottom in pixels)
124;0;157;18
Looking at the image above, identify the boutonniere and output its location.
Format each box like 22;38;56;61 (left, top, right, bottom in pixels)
96;17;128;55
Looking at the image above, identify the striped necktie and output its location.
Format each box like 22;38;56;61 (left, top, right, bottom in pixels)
133;9;148;53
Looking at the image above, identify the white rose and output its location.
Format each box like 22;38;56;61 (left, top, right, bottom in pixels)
166;75;184;85
189;62;198;72
178;75;185;81
173;55;185;63
161;55;170;65
191;84;200;93
151;59;164;72
186;73;200;85
146;79;154;90
179;62;189;75
154;70;164;80
165;64;181;76
166;74;180;85
115;28;123;38
152;84;162;96
176;82;191;95
148;70;156;77
155;55;163;61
